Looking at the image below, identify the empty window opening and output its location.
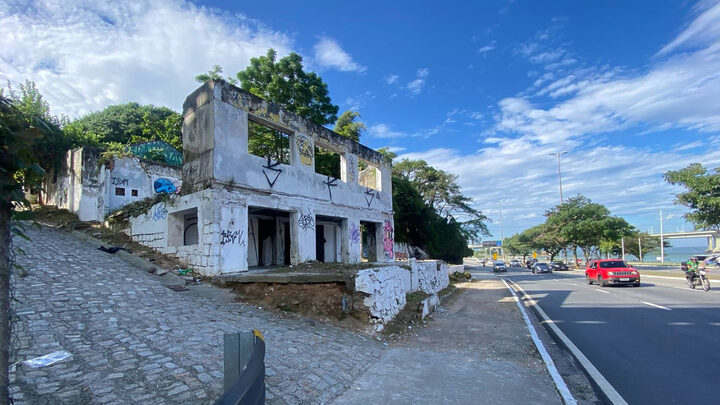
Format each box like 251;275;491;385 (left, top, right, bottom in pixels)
168;207;198;247
248;120;290;164
183;212;198;246
360;221;379;262
115;187;125;196
131;189;139;197
315;145;341;179
359;160;382;191
316;215;342;263
248;207;291;267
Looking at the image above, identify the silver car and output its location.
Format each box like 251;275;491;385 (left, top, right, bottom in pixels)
493;260;507;272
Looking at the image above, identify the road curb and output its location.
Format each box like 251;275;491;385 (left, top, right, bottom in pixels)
501;277;628;405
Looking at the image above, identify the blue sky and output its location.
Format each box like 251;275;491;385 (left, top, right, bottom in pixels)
2;0;720;245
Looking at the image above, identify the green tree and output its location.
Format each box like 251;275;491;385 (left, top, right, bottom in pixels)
0;94;49;405
333;110;366;142
2;81;73;176
664;163;720;230
525;222;566;262
393;158;488;241
236;49;339;126
63;102;183;150
504;233;533;262
194;64;237;85
546;195;633;262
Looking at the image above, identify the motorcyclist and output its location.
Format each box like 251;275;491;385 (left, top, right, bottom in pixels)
686;257;703;284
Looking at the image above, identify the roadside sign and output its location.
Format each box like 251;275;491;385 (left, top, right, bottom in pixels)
493;253;498;260
532;251;537;259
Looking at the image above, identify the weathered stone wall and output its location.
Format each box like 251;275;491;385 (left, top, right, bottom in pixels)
354;266;408;326
353;260;450;329
415;260;451;294
447;264;465;276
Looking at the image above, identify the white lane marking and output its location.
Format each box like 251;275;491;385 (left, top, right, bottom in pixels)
594;289;610;294
501;277;628;405
642;301;672;311
499;278;577;405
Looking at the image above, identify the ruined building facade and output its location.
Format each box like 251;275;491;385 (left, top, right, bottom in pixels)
126;80;394;275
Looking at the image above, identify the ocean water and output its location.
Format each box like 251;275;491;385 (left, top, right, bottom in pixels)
631;245;711;263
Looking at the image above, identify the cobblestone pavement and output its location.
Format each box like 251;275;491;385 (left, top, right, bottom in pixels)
10;226;383;404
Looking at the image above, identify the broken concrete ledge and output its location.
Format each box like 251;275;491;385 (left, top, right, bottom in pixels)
211;272;354;289
420;293;440;320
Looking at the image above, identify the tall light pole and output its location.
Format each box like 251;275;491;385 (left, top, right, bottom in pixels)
550;151;568;261
549;151;568;204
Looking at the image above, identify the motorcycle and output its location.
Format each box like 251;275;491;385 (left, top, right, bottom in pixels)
686;269;711;291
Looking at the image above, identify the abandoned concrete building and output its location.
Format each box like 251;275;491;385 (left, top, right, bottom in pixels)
120;80;395;276
42;144;182;223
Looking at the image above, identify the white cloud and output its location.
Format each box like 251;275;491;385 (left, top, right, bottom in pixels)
477;41;496;55
0;0;293;117
406;68;429;95
312;37;366;73
496;5;720;146
385;74;399;85
657;2;720;55
368;123;409;139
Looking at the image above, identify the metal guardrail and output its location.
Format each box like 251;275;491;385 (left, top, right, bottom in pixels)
214;330;266;405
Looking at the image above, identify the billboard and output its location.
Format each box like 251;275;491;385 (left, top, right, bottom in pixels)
482;240;502;247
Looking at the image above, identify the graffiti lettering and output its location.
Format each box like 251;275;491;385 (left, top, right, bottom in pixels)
395;251;408;260
383;220;394;260
262;156;282;188
298;211;314;231
149;204;168;221
220;230;245;246
323;176;338;201
111;177;129;186
349;223;360;245
153;178;177;194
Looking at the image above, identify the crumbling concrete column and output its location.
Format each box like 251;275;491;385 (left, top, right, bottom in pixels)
217;198;249;273
342;218;362;264
340;153;358;185
290;207;316;264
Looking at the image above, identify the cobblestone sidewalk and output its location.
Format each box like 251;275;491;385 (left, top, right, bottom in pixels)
10;226;383;404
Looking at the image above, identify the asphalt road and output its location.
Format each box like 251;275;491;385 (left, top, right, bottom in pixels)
482;264;720;404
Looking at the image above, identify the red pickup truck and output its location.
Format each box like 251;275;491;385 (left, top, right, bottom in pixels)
585;259;640;287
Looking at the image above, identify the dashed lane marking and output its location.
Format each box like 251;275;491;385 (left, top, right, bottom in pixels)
642;301;672;311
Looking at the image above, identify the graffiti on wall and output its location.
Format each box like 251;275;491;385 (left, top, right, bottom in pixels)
349;223;360;245
323;176;338;201
383;220;394;260
298;211;314;231
129;140;183;167
111;177;128;186
148;204;168;221
364;188;380;207
262;156;282;188
220;229;246;246
297;135;313;166
153;178;178;194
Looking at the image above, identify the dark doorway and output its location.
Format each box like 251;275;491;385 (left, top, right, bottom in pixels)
316;225;326;262
361;221;378;262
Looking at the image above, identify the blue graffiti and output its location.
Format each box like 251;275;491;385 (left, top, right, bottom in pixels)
154;178;177;194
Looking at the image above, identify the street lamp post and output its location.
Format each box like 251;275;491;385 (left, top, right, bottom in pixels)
550;151;568;261
549;152;568;204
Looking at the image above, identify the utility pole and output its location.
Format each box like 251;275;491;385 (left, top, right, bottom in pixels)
621;237;625;261
659;209;665;263
638;237;643;263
